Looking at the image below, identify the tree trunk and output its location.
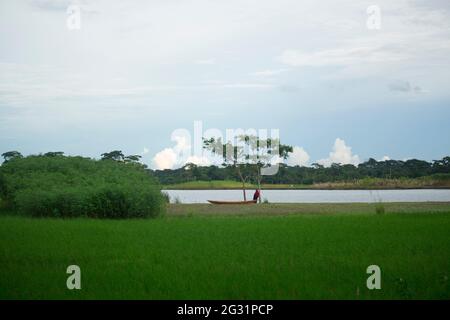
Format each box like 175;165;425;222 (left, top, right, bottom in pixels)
257;177;262;203
255;165;262;203
236;166;247;201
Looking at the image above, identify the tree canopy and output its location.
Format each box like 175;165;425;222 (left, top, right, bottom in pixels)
202;135;293;200
1;151;23;163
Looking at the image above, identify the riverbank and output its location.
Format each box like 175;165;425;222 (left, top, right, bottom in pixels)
162;176;450;190
166;202;450;216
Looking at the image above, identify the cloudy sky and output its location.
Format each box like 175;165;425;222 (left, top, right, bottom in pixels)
1;0;450;169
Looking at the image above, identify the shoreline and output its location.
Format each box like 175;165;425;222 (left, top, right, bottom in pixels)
163;186;450;190
161;178;450;191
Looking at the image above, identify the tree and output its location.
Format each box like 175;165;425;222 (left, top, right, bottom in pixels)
432;156;450;173
311;163;324;169
203;135;292;201
1;151;23;164
44;152;64;157
238;135;292;202
203;137;252;200
101;150;125;162
150;154;450;186
124;155;142;163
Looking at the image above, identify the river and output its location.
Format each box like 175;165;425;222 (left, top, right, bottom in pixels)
164;189;450;204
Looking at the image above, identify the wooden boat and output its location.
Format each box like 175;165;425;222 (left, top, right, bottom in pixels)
207;199;257;205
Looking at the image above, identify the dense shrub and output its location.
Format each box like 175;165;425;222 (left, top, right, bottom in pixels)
0;155;165;218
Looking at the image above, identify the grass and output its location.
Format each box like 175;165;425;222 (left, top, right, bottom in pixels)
167;202;450;216
163;176;450;190
1;203;449;300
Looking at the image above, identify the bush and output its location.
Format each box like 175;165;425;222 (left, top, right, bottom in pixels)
0;155;165;218
375;203;385;215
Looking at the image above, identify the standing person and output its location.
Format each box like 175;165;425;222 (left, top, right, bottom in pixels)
253;189;260;201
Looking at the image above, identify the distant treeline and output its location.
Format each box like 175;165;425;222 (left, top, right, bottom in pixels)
2;151;450;186
152;157;450;185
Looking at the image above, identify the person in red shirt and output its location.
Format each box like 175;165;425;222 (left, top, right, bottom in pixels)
253;189;260;201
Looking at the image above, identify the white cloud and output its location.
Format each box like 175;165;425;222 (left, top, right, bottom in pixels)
317;138;360;167
0;61;282;105
152;133;213;170
152;148;177;170
152;134;191;170
380;155;391;161
286;146;310;166
2;0;450;106
172;135;190;153
276;1;450;81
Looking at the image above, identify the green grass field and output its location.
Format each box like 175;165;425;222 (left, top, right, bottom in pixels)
1;203;450;299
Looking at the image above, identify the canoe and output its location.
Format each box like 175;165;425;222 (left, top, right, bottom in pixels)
207;200;257;205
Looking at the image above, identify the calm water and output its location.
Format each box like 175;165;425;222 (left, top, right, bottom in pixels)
165;189;450;204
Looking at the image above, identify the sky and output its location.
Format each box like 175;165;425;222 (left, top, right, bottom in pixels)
1;0;449;169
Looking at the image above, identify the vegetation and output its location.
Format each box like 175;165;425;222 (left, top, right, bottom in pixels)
166;202;450;216
1;206;449;299
100;150;143;164
202;135;292;201
1;148;448;300
3;151;449;190
1;151;23;163
154;156;450;187
0;154;165;218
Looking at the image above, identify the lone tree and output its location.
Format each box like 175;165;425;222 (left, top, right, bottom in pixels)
203;135;292;201
239;135;292;202
203;137;252;200
1;151;23;164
